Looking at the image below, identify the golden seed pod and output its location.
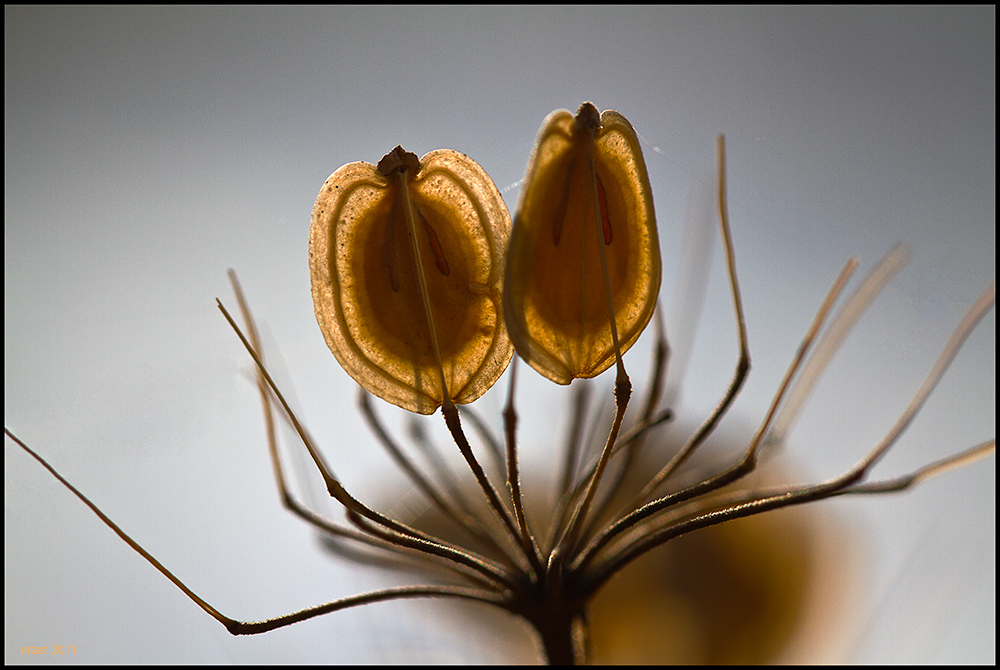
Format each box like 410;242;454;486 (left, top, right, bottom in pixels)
504;102;661;384
309;146;513;414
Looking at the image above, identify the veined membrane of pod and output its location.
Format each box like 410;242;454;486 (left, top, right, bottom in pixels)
504;102;661;384
310;146;513;414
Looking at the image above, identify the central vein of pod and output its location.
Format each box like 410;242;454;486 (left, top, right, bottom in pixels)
397;171;451;403
586;141;624;366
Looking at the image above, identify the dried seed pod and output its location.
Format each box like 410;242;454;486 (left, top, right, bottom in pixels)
504;102;661;384
310;146;512;414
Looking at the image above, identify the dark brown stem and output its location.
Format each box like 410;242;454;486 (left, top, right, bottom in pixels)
535;608;585;665
513;578;587;665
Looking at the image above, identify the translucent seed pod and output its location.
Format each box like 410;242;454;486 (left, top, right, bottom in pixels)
504;102;661;384
310;146;513;414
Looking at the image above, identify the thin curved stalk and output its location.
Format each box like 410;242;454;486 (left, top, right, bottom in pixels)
218;298;519;590
358;389;522;569
583;283;995;592
575;256;858;572
502;356;544;571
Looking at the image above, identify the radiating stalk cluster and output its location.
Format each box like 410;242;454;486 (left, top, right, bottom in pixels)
7;104;995;664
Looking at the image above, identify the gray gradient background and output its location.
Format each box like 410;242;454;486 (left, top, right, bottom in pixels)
5;6;994;663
